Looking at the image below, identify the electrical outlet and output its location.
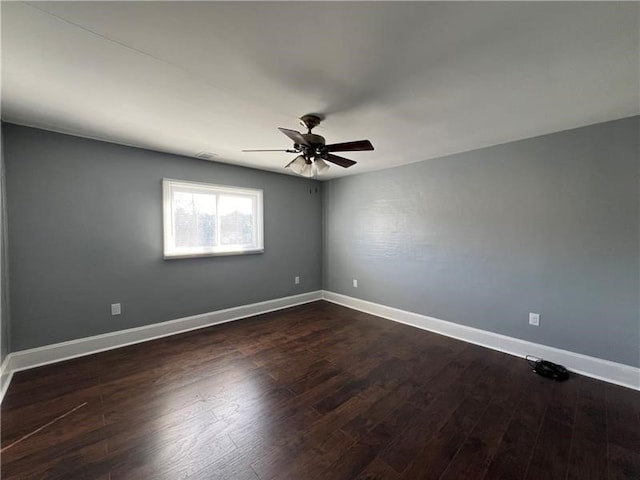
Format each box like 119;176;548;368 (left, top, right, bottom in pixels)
353;279;358;288
295;276;300;285
111;303;121;316
529;312;540;326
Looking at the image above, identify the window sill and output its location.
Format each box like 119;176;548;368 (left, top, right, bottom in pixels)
163;248;264;260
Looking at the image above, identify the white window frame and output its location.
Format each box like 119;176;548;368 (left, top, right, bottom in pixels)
162;178;264;259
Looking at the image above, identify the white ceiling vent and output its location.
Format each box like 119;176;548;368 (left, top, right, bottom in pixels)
195;151;218;161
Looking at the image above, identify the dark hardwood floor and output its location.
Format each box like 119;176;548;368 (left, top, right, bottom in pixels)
1;301;639;479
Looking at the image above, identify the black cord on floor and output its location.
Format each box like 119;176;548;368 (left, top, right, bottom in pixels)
525;355;540;369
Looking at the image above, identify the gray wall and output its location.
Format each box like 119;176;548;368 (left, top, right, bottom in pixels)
4;118;639;367
3;124;322;351
0;130;8;365
324;116;639;367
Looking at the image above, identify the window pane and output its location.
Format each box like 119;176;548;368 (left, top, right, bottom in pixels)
218;195;254;246
163;179;263;258
173;191;217;248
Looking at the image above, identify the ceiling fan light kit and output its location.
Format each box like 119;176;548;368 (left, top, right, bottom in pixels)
288;155;309;175
286;155;329;177
243;114;374;177
300;163;314;178
314;158;330;173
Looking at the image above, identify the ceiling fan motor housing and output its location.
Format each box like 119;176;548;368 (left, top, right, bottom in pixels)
302;133;325;147
297;133;326;161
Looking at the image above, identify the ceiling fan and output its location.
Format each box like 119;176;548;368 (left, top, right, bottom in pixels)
242;114;374;177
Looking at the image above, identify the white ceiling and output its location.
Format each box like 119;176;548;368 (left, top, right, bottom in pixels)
2;2;638;179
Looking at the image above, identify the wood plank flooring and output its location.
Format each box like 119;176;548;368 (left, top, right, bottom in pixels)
1;301;639;479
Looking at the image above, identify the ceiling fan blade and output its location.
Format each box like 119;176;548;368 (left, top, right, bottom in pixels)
278;128;309;146
242;149;297;152
325;140;374;152
322;153;357;168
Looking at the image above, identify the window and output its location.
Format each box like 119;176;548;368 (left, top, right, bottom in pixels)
163;179;263;258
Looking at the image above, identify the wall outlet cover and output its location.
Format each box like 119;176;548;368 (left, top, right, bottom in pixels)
529;312;540;326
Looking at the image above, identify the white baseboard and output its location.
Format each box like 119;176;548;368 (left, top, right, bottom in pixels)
0;355;13;403
0;290;322;403
322;291;640;391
